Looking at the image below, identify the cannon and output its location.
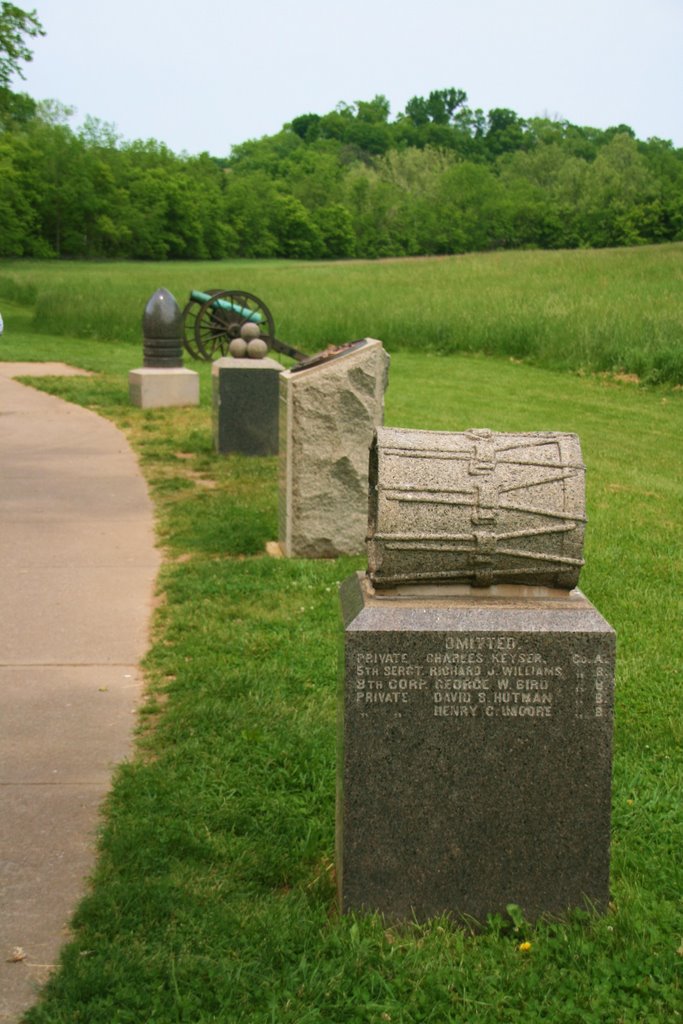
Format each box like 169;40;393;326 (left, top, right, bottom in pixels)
181;289;307;363
181;287;373;372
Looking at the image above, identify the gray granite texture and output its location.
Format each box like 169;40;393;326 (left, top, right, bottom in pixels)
212;356;282;455
279;339;390;557
142;288;184;368
368;427;586;589
337;572;615;923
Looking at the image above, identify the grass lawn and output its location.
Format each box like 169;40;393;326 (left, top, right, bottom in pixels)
1;296;682;1023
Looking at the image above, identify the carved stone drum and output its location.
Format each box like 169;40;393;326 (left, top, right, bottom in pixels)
367;427;586;589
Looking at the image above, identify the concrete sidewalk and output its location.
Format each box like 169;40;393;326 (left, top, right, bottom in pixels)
0;365;160;1022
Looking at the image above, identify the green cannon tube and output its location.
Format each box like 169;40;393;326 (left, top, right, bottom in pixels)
191;290;263;323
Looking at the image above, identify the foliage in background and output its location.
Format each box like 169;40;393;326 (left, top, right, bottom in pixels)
1;245;682;383
0;84;682;259
0;1;43;90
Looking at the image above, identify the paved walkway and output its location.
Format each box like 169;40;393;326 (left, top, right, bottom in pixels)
0;364;160;1023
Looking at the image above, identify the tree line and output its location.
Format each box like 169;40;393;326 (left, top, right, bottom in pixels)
1;11;682;262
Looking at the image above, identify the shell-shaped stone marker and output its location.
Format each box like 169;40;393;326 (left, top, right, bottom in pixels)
142;288;183;368
142;288;182;338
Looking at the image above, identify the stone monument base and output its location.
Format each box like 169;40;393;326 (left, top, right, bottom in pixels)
212;356;282;455
338;573;615;923
129;367;199;409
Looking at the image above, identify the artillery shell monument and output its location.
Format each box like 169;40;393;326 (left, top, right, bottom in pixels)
337;427;615;922
129;289;199;409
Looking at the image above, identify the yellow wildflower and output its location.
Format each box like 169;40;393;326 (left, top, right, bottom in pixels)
518;941;532;952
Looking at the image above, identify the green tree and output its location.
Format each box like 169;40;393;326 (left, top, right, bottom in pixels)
0;137;39;253
10;102;81;256
271;193;324;259
578;133;664;246
355;94;390;123
275;145;345;209
638;136;683;240
402;89;468;126
0;84;35;128
434;162;504;252
290;113;321;141
313;203;355;258
228;128;304;175
342;163;417;257
497;145;587;248
484;108;529;158
370;146;457;253
222;170;279;257
0;2;44;89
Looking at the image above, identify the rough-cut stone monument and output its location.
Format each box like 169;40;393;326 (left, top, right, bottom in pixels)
279;338;390;557
129;288;199;409
338;427;615;923
212;355;282;455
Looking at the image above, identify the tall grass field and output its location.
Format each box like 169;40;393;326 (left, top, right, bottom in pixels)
1;242;682;383
0;249;681;1023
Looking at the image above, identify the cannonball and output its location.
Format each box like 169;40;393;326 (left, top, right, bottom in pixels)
240;321;261;341
247;338;268;359
229;337;248;358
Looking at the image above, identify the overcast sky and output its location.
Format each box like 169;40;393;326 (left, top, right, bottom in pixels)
19;0;683;155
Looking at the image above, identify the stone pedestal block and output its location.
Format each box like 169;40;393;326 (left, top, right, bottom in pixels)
128;367;199;409
337;573;615;923
212;356;282;455
279;339;390;557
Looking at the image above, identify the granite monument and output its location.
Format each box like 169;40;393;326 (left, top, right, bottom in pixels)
279;338;390;557
212;355;282;455
338;427;615;923
129;288;199;409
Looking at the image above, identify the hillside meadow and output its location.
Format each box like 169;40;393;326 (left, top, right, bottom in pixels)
0;251;681;1022
0;242;682;383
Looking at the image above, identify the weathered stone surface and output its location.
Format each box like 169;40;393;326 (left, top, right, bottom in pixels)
212;356;282;456
128;367;199;409
240;322;261;341
279;338;390;557
368;427;586;590
229;338;248;358
337;572;615;923
247;338;268;359
142;288;183;368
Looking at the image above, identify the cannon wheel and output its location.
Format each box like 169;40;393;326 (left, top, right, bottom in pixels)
194;290;276;361
180;289;222;361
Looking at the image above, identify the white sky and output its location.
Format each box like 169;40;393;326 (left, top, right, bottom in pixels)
19;0;683;155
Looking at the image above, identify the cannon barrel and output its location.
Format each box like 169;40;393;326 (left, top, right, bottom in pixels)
181;288;309;364
190;290;263;324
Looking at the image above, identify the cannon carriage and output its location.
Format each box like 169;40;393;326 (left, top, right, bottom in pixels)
181;287;372;376
181;289;307;363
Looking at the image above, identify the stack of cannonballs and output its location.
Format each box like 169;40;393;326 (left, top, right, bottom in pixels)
228;321;269;360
